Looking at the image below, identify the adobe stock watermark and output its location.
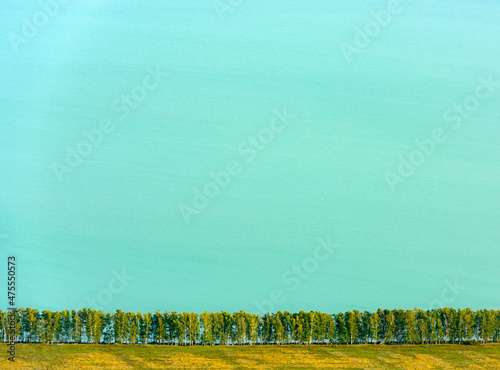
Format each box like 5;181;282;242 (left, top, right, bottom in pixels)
254;236;338;315
213;0;243;21
52;64;168;181
8;0;71;54
179;107;296;225
77;268;134;311
385;75;499;192
428;278;467;310
341;0;411;63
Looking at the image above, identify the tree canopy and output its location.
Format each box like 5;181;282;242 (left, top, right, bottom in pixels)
2;308;499;345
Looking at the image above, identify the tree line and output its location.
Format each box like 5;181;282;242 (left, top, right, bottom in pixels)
1;308;499;345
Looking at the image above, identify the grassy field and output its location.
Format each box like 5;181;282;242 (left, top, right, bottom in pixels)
1;343;499;369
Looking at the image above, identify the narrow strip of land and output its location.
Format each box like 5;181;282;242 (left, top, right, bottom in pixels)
2;343;499;369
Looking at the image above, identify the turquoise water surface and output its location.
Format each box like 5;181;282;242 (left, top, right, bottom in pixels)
0;0;499;313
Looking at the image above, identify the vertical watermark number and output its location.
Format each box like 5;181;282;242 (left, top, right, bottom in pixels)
7;256;16;362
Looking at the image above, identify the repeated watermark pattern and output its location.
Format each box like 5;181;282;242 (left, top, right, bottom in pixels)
428;278;467;310
213;0;244;21
76;268;134;311
254;236;338;315
8;0;72;54
341;0;412;63
51;64;168;181
385;75;499;192
179;107;296;225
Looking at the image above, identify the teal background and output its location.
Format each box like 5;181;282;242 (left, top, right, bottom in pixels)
0;0;499;313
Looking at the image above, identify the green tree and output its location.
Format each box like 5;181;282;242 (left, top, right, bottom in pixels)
416;309;429;344
24;308;39;343
187;312;199;345
404;309;418;344
345;310;361;344
428;309;444;344
457;308;475;343
127;312;138;344
0;311;7;342
261;313;273;344
477;309;496;343
246;313;260;345
319;312;336;344
200;312;214;345
335;312;347;344
274;312;286;345
369;312;380;344
360;311;371;344
232;311;247;344
380;310;396;344
292;313;304;344
154;311;166;344
102;313;113;343
113;309;126;344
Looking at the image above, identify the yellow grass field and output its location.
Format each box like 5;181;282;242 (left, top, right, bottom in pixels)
1;343;500;369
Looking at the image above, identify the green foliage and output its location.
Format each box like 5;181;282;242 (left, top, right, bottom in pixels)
1;307;499;345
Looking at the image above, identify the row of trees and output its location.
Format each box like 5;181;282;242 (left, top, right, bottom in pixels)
1;308;499;345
